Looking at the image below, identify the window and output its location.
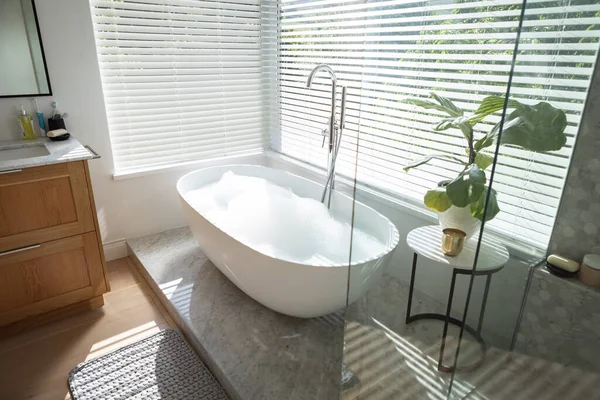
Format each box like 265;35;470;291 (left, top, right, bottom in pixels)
277;0;600;248
91;0;277;175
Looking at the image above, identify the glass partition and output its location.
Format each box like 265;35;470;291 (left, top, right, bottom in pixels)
451;1;600;398
338;0;594;398
341;0;526;396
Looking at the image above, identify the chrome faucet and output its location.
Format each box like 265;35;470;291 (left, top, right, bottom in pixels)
306;65;338;153
306;64;347;208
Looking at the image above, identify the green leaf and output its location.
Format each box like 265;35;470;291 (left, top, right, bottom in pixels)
434;118;455;131
471;187;500;222
405;93;471;138
404;92;464;118
403;154;467;172
499;102;568;152
424;189;452;212
474;152;494;170
404;98;455;115
469;164;486;185
473;118;505;152
431;93;463;117
454;117;473;141
474;131;496;151
432;116;472;141
446;164;486;208
469;95;523;123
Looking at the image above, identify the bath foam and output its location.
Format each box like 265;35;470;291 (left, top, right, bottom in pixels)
184;171;386;265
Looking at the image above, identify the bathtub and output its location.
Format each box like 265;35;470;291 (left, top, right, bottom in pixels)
177;165;399;318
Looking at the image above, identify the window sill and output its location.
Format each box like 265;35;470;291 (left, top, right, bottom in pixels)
112;151;265;181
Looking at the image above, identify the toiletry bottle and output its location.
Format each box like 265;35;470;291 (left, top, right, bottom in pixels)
33;99;46;137
17;104;36;140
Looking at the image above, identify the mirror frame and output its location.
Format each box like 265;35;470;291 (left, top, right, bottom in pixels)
1;0;53;99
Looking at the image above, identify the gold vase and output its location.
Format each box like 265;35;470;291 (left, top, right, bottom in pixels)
441;228;466;256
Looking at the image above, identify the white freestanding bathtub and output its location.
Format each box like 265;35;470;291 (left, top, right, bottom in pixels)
177;165;399;318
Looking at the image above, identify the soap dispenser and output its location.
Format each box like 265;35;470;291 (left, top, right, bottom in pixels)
17;104;36;140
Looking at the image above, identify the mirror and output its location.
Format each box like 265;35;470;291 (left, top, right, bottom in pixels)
0;0;51;98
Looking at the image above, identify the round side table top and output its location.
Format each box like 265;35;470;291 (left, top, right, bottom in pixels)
407;225;509;272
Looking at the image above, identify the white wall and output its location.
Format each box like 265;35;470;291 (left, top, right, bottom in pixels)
0;0;38;96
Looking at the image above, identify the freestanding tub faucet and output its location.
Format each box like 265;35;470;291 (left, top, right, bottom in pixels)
306;64;347;208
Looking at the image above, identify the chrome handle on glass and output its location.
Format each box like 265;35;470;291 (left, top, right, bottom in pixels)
340;86;347;131
0;244;41;257
0;169;22;175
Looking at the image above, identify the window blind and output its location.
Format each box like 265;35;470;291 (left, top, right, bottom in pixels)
277;0;600;248
90;0;277;174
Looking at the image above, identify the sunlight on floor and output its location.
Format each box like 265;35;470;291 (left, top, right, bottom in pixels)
344;312;600;400
159;278;183;299
374;317;453;400
159;278;194;319
343;317;491;400
86;320;163;361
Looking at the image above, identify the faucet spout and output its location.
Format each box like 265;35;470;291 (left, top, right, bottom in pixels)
306;64;338;88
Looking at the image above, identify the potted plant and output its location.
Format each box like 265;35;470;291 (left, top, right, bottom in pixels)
403;93;568;237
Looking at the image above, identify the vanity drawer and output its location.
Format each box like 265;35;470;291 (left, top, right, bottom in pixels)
0;233;106;326
0;162;95;253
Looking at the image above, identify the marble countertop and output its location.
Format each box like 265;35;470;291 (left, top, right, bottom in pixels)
0;136;98;172
128;228;343;400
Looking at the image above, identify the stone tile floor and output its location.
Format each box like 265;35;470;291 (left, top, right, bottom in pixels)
342;273;600;400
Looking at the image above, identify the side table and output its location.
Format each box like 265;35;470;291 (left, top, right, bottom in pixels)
406;225;509;372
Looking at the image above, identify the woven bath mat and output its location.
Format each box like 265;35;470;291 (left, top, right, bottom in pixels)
68;329;229;400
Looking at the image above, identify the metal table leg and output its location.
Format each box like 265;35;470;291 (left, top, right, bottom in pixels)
405;252;418;324
438;269;458;371
477;274;492;335
405;256;495;372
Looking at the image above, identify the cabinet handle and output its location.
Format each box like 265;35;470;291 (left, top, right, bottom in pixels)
0;169;22;175
0;244;41;257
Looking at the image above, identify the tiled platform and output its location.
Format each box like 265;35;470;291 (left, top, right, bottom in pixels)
128;227;343;400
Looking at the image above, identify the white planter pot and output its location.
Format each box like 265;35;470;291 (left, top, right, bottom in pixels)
437;205;481;238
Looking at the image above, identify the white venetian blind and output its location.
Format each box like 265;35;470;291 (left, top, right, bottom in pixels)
277;0;600;248
90;0;277;175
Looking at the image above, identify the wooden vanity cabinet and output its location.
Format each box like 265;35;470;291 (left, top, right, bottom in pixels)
0;161;108;328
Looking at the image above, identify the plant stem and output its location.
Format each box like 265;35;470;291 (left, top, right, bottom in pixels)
467;127;475;164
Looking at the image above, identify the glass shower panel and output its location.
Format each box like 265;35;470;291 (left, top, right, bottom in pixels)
341;0;525;398
451;0;600;398
277;1;368;395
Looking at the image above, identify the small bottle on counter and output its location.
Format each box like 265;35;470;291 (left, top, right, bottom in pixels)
579;254;600;288
17;104;36;140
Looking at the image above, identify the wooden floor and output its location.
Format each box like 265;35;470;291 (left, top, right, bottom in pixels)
0;257;175;400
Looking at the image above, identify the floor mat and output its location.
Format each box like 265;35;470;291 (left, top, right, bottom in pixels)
68;329;229;400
